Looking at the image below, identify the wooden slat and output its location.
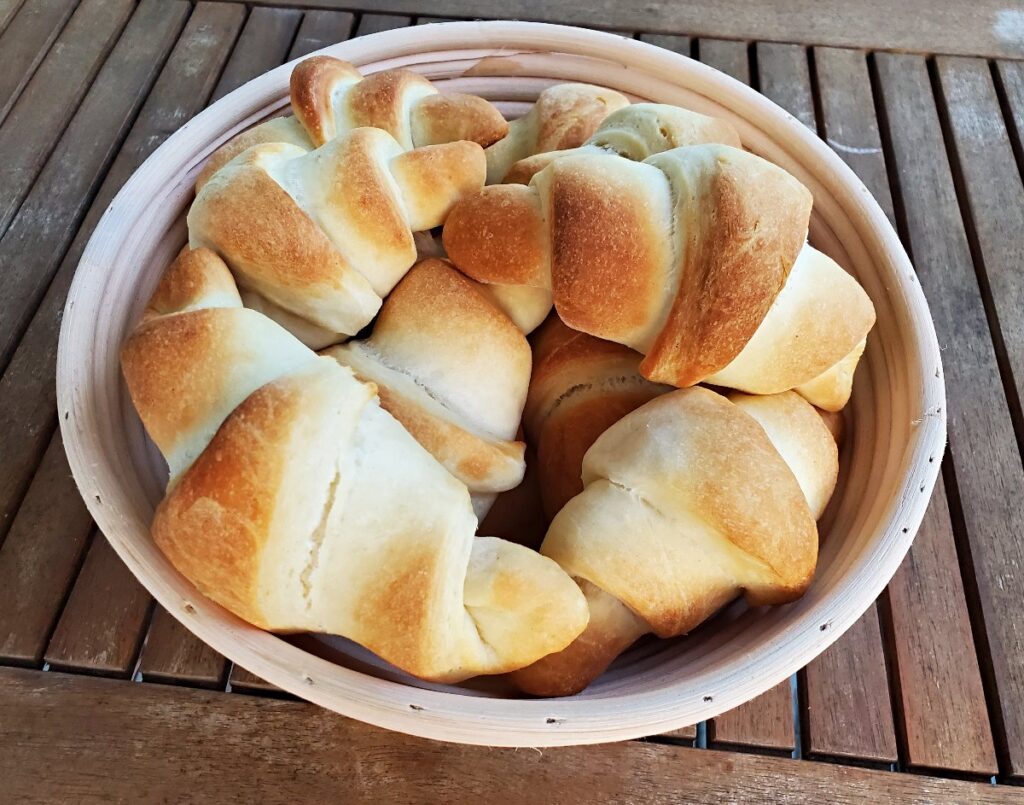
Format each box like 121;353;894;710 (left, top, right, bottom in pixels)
355;13;412;36
209;6;302;103
0;0;134;239
886;477;998;775
44;535;152;676
289;10;354;57
709;680;795;754
0;0;189;375
416;17;457;24
138;607;225;688
761;42;897;757
0;1;244;547
204;0;1024;60
0;0;25;34
997;60;1024;152
875;50;1024;778
1;668;1016;804
0;0;76;126
229;664;282;694
637;33;691;58
697;38;750;84
0;433;93;665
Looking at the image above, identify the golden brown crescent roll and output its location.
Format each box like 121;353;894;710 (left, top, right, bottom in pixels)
503;103;741;185
525;316;669;520
198;56;507;189
188;129;486;347
325;258;530;516
509;388;837;696
484;83;630;184
122;248;589;683
444;144;876;410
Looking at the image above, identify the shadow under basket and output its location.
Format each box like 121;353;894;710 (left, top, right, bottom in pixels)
57;22;946;746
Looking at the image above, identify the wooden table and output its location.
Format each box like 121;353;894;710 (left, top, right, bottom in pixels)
1;1;1023;801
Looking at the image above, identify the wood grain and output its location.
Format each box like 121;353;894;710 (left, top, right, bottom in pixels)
229;663;282;694
44;535;152;676
0;0;243;579
355;12;412;36
874;50;1024;778
886;477;998;774
210;6;302;103
697;38;749;84
206;0;1024;59
0;433;93;665
756;42;815;130
0;0;188;374
139;606;226;688
0;0;76;126
637;33;691;57
709;680;795;754
1;668;1016;804
290;9;354;57
801;45;899;765
0;0;134;240
0;0;25;35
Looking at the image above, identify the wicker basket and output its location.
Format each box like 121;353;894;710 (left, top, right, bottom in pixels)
57;22;945;746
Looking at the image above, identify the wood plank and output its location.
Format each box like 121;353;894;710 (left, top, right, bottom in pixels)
229;663;282;695
637;33;692;58
0;0;26;35
886;477;998;775
875;50;1024;778
709;680;795;754
355;13;411;36
44;535;152;676
756;42;815;130
0;0;134;240
289;10;354;58
0;0;189;375
802;609;898;763
416;17;457;24
1;668;1016;805
138;606;226;688
209;6;302;103
769;44;897;765
697;38;750;84
997;60;1024;155
0;0;77;127
0;0;244;577
0;433;93;666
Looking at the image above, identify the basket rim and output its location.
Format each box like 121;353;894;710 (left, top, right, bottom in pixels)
57;21;946;746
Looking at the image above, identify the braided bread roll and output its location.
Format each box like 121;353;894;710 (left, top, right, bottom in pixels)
484;83;630;184
188;128;485;348
509;387;838;696
121;248;589;682
503;102;741;184
525;316;668;520
325;258;530;516
444;144;875;411
198;56;507;189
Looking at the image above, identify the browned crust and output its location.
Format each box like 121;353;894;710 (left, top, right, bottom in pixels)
533;84;630;152
388;141;487;230
503;149;569;185
290;55;363;147
140;247;239;324
346;69;433;145
151;370;319;627
442;184;550;287
413;92;508;148
640;148;814;386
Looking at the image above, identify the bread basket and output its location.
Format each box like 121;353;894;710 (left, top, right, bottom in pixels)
57;22;945;746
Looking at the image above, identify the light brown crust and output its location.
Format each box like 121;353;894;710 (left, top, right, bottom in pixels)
346;69;433;146
412;92;509;148
388;141;487;231
640;146;814;386
140;247;239;324
533;84;630;152
290;55;363;147
442;184;550;287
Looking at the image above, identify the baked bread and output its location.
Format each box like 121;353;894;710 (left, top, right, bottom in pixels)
484;83;630;184
510;387;838;696
188;129;486;347
525;316;669;520
503;102;741;184
198;55;507;189
325;258;530;517
121;247;589;682
443;144;875;410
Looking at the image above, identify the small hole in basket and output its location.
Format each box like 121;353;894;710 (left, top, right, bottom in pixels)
409;704;424;711
303;674;314;686
546;717;562;724
702;695;713;703
94;495;101;505
819;623;830;632
182;602;195;615
902;527;909;534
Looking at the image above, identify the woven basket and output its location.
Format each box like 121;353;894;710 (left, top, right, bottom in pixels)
57;22;945;746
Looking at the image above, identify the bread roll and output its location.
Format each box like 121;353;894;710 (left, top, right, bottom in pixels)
124;248;589;682
510;388;837;696
198;56;507;189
